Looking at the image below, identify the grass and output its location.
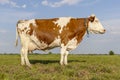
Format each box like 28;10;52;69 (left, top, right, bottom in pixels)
0;54;120;80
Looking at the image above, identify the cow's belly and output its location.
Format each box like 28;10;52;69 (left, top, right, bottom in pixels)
30;35;61;50
30;36;48;50
49;37;61;48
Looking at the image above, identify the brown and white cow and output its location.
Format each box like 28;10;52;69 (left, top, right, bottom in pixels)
15;14;105;67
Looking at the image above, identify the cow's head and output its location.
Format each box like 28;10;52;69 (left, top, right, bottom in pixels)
87;14;106;34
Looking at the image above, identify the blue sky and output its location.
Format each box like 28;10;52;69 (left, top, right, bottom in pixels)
0;0;120;54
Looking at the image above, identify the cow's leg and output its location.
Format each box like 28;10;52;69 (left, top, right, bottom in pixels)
24;49;31;67
60;50;64;65
60;44;67;65
20;48;25;65
21;47;31;67
64;50;69;65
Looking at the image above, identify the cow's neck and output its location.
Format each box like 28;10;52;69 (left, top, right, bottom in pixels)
76;18;89;44
84;18;89;36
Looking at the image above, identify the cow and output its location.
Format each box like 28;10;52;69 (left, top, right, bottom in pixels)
15;14;105;67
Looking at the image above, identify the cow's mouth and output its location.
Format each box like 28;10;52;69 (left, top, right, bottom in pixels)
89;29;106;34
99;29;106;34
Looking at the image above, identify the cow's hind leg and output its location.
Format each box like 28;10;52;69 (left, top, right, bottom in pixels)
21;48;25;65
21;48;31;67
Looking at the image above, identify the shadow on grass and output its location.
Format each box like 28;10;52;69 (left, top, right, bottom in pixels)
30;60;86;64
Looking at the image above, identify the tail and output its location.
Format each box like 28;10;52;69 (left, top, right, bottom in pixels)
15;20;27;46
15;23;19;46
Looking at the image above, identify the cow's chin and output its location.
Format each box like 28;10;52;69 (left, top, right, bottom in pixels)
99;29;106;34
89;30;105;34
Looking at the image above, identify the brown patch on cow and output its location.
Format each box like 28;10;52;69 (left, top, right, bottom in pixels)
29;18;60;45
28;24;34;35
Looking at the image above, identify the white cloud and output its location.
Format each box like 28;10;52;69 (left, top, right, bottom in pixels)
0;0;26;8
41;0;82;7
22;4;27;8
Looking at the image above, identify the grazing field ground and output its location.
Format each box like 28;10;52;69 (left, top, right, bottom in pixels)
0;54;120;80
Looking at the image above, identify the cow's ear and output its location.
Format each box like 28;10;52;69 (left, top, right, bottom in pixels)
88;16;95;22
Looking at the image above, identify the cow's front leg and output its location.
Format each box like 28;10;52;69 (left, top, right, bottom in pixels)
60;44;67;65
64;51;69;65
60;52;64;65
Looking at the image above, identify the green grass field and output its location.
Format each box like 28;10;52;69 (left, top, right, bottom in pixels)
0;54;120;80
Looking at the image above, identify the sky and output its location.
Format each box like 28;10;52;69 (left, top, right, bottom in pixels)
0;0;120;54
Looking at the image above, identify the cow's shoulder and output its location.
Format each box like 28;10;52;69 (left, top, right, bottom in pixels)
60;18;86;45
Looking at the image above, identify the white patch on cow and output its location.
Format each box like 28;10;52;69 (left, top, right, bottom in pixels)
66;38;78;50
17;19;36;33
49;36;61;47
54;17;72;33
88;16;105;34
19;32;38;51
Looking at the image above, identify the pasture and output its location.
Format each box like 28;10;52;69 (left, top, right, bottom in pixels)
0;54;120;80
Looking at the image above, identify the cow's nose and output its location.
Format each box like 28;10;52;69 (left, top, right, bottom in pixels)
102;29;106;34
103;29;106;32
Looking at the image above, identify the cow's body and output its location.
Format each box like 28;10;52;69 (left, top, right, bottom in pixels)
16;14;105;67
